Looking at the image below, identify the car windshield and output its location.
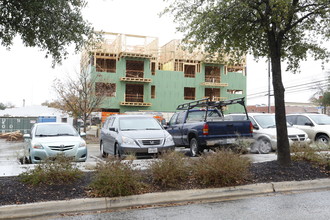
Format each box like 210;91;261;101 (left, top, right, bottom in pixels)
309;114;330;125
253;115;277;128
119;117;162;131
35;124;78;137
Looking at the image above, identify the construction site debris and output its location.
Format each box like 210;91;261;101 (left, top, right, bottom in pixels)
0;131;23;142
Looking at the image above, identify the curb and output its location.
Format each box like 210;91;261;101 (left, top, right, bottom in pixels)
1;179;330;219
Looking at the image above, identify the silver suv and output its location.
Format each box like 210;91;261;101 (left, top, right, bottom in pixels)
226;113;309;154
286;113;330;144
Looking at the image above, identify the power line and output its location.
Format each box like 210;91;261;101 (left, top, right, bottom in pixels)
247;78;329;98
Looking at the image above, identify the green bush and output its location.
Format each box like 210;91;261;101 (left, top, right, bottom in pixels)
89;159;142;197
291;143;330;168
149;151;190;188
191;150;251;187
19;154;83;185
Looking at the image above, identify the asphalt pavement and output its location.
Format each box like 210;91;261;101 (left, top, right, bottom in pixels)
0;139;329;219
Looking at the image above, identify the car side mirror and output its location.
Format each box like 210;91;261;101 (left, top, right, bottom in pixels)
253;125;259;130
80;132;86;137
109;127;116;132
305;122;314;126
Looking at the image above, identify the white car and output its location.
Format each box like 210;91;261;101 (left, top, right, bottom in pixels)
226;113;310;154
24;123;88;163
286;113;330;144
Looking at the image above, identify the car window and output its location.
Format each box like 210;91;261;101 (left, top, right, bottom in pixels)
176;112;186;124
119;117;162;130
286;115;296;125
186;111;206;122
112;117;119;128
169;113;179;126
35;124;78;137
185;110;222;123
103;118;112;129
296;116;312;126
108;117;115;128
308;114;330;125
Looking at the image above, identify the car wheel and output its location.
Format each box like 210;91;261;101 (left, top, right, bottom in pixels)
316;135;329;145
100;142;108;158
256;138;272;154
190;137;203;157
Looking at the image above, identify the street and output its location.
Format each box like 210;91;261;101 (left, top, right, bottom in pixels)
51;189;330;220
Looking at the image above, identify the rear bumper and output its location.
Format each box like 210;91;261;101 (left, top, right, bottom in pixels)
205;137;255;147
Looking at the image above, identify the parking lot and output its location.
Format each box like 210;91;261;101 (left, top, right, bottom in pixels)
0;138;277;176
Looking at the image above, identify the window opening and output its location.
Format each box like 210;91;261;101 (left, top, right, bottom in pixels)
151;85;156;99
184;87;195;100
205;66;220;83
151;62;156;75
96;58;116;73
126;60;144;78
95;83;116;97
125;84;144;102
205;88;220;101
184;64;196;78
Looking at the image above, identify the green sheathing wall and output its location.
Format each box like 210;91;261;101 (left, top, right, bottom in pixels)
90;58;247;113
221;70;247;114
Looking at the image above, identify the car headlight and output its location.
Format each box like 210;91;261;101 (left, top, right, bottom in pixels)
32;143;44;149
122;136;137;145
165;135;174;145
79;141;87;148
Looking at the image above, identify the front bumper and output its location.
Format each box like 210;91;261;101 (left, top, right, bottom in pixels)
119;144;175;157
30;147;88;163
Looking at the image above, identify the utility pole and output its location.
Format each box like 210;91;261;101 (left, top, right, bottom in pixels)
268;59;271;113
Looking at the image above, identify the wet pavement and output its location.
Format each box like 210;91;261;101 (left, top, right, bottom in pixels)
0;138;277;177
52;189;330;220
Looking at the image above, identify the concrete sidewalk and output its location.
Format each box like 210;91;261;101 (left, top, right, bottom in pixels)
1;178;330;219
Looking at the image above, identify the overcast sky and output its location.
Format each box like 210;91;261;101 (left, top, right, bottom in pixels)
0;0;329;108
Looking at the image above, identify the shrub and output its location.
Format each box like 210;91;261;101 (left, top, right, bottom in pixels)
89;159;142;197
191;150;251;187
19;154;83;185
149;151;190;189
291;143;330;168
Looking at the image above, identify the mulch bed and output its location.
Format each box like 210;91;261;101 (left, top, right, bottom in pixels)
1;160;329;206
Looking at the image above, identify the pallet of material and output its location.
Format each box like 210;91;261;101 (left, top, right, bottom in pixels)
0;131;23;141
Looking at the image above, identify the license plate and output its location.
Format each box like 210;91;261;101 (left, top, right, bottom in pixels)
148;148;158;153
226;138;236;144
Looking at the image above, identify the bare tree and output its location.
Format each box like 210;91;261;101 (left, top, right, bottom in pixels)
53;70;109;132
310;70;330;114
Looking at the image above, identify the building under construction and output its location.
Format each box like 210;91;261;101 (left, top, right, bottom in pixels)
81;32;247;117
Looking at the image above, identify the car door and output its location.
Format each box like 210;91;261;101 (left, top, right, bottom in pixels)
101;117;114;154
294;115;316;140
108;117;119;154
166;112;185;146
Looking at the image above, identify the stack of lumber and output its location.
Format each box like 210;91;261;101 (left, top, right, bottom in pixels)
0;131;23;141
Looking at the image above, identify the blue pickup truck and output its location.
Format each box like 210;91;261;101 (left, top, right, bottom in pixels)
166;98;253;156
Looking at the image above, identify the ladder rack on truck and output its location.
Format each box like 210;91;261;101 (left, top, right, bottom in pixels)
176;97;249;119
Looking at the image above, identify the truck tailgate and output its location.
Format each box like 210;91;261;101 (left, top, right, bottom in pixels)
207;120;252;138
